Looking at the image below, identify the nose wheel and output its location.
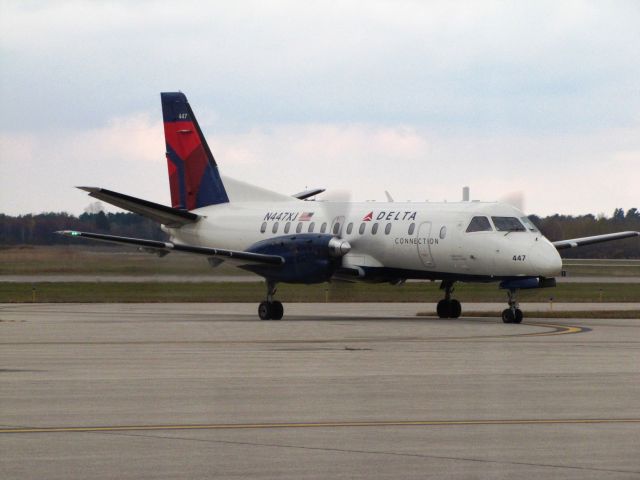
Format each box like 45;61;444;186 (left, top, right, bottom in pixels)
502;289;523;323
437;281;462;319
258;280;284;320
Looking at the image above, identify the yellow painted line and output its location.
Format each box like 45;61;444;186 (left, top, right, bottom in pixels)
0;322;589;348
518;323;587;337
2;418;639;434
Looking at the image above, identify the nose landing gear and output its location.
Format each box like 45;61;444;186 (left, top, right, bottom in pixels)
437;281;462;319
258;280;284;320
502;289;523;323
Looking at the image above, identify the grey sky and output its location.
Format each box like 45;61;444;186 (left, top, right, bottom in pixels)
1;0;638;216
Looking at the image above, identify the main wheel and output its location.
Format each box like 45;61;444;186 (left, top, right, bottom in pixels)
450;299;462;319
502;308;515;323
258;301;271;320
271;301;284;320
513;309;523;324
436;299;451;318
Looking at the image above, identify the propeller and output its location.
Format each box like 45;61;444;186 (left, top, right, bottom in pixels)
317;189;353;254
498;191;526;211
315;189;357;296
318;188;352;203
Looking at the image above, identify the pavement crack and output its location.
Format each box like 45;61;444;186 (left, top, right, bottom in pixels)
96;430;640;476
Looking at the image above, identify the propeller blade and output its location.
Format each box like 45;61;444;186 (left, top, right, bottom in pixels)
499;191;526;211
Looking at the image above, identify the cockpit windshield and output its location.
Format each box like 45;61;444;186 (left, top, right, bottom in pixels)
491;216;526;232
466;216;493;232
520;216;538;232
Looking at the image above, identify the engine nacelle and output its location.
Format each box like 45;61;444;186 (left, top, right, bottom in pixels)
243;234;351;283
499;277;556;290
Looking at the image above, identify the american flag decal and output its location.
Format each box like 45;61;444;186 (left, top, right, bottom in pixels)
299;212;314;221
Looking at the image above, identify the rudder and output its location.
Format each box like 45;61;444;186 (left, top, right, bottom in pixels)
161;92;229;209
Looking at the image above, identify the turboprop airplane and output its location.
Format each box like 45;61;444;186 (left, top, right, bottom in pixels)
58;92;640;323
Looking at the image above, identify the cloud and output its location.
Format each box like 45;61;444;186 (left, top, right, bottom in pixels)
66;113;163;164
0;113;165;214
1;1;638;132
1;109;637;216
210;122;640;216
216;124;429;165
1;1;638;217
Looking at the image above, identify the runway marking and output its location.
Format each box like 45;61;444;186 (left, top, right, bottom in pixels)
2;418;638;434
0;321;589;347
517;322;588;337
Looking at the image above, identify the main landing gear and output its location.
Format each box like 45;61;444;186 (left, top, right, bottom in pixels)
502;289;523;324
437;281;461;319
258;280;284;320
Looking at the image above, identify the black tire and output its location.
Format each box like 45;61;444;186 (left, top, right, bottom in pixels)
514;309;523;324
258;301;271;320
450;299;462;319
271;301;284;320
502;308;514;323
437;299;451;318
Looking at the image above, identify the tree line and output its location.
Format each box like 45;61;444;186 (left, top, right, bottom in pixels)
1;208;639;258
529;208;640;258
0;211;166;245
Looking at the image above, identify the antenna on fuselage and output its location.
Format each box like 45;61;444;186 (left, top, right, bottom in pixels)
462;186;470;202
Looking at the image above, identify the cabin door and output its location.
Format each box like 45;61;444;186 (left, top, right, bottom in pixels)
417;221;435;267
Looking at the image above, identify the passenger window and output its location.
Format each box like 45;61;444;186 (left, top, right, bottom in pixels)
408;222;415;235
284;222;291;234
492;216;526;232
466;216;492;232
320;222;327;233
346;223;353;235
260;222;267;233
439;226;447;239
359;223;366;235
333;222;341;235
308;222;315;233
272;222;279;234
385;223;392;235
296;222;303;233
371;223;379;235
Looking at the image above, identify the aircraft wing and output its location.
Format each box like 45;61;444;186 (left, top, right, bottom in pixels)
78;187;199;227
553;231;640;250
56;230;284;265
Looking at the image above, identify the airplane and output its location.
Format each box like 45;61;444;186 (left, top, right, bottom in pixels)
57;92;640;323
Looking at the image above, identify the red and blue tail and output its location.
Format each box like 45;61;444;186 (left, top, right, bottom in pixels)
161;92;229;210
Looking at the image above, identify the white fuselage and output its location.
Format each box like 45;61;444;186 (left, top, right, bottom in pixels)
166;200;562;282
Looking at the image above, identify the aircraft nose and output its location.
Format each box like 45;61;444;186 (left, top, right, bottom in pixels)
531;239;562;277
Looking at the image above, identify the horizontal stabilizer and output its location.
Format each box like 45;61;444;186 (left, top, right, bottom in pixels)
553;231;640;250
78;187;199;227
56;230;285;266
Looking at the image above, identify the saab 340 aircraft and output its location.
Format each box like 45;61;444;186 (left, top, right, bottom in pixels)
58;92;639;322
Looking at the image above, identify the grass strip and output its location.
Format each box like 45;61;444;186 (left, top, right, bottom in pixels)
3;246;640;277
1;281;639;303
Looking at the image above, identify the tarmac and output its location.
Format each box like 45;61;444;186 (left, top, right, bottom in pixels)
1;303;639;479
2;274;640;283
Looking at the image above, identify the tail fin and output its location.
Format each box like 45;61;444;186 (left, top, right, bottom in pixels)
161;92;229;210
